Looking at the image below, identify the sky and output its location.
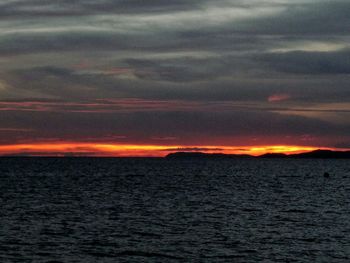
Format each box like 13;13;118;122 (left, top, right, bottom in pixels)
0;0;349;156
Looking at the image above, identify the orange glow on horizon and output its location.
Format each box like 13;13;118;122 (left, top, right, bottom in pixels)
0;142;343;157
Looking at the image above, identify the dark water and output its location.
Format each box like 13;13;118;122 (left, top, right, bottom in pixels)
0;158;350;262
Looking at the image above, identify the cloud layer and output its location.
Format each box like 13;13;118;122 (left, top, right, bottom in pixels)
0;0;349;150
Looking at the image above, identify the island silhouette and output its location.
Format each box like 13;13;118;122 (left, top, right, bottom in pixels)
166;150;350;159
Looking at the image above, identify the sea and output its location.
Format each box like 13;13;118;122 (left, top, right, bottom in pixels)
0;157;349;262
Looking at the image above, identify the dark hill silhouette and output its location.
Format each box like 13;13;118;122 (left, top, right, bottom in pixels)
166;149;350;159
289;149;350;159
259;153;287;158
165;152;251;159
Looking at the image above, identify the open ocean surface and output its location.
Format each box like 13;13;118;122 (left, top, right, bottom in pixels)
0;157;350;262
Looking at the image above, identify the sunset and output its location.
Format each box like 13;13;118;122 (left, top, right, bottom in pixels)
1;0;350;262
0;142;335;157
0;1;349;155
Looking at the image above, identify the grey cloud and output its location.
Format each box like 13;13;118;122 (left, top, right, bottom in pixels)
334;142;350;149
256;49;350;74
0;0;298;18
2;66;128;100
1;1;348;59
3;64;350;105
0;32;134;55
2;1;348;56
0;29;277;56
124;57;236;82
234;1;350;36
0;0;209;17
0;106;349;146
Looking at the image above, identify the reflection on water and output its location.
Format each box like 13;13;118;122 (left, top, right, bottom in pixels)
0;158;350;262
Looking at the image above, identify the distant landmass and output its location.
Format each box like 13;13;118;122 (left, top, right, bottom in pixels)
166;150;350;159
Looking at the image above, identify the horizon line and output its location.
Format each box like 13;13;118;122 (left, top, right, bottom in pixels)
0;142;348;157
1;149;350;158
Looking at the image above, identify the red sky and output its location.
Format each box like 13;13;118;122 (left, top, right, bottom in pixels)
0;142;342;157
